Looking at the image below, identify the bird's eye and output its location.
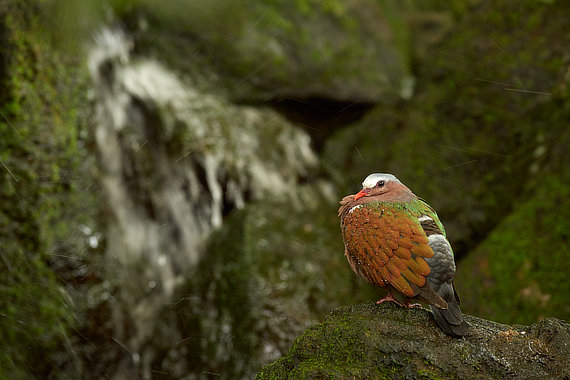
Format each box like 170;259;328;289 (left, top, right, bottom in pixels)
376;180;385;187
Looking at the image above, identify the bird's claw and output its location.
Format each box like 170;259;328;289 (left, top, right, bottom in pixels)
375;294;422;309
375;293;405;308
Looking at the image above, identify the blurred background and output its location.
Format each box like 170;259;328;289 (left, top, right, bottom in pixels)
1;0;569;378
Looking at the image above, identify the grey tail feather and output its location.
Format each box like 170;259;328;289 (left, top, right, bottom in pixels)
430;304;469;337
430;283;470;337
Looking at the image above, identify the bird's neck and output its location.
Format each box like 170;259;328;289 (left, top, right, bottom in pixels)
338;190;417;219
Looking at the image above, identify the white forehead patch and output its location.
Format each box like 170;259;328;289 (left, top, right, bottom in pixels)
362;173;400;189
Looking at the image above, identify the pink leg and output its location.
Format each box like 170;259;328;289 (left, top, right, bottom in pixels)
375;291;405;308
404;299;423;309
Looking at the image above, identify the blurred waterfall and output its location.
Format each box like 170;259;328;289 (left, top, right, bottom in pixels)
88;26;323;374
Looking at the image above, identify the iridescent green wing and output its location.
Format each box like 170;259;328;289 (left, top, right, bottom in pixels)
412;198;447;238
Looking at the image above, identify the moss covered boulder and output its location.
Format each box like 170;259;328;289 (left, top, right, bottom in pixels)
0;0;94;378
258;303;570;379
457;171;570;325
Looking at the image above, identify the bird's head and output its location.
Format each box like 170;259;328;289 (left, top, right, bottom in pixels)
354;173;415;202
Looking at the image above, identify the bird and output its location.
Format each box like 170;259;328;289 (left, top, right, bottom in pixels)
338;173;469;337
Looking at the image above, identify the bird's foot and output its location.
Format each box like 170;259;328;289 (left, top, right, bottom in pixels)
404;300;423;309
375;293;405;308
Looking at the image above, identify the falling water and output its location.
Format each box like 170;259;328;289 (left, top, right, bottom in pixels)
88;26;324;375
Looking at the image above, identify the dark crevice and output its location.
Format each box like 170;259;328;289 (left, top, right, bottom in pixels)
267;96;375;152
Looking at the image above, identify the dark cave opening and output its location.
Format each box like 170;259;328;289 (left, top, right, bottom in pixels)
268;96;375;152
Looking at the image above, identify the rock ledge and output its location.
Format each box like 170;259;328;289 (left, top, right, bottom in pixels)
257;303;570;379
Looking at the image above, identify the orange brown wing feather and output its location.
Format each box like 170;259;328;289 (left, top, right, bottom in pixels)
342;204;434;298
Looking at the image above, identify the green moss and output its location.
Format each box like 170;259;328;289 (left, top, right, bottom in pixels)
404;0;475;19
444;1;570;325
417;369;445;380
107;0;411;102
257;304;464;378
0;250;72;378
0;0;92;377
457;172;570;324
259;313;377;378
259;303;570;378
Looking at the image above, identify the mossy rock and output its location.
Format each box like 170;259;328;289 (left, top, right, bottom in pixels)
456;171;570;325
0;0;94;377
102;0;412;103
257;303;570;379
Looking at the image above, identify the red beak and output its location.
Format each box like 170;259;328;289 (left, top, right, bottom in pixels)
354;188;368;200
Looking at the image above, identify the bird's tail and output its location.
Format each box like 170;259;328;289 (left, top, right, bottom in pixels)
430;282;469;337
